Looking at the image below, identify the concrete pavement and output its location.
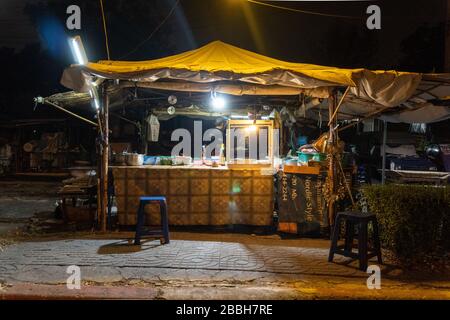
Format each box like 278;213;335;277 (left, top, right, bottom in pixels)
0;234;449;299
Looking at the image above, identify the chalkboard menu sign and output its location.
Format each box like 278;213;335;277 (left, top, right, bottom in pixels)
276;172;328;236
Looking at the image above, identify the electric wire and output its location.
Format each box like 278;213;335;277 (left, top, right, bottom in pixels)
99;0;111;60
119;0;181;59
246;0;364;20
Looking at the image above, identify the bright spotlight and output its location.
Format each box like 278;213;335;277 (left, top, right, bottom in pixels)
69;36;88;65
211;96;226;109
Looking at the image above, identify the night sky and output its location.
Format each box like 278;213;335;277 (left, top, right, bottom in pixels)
0;0;447;118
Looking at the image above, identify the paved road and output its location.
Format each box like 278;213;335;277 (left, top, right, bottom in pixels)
0;181;59;236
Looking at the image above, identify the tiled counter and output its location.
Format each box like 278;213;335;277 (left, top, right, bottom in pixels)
111;165;274;226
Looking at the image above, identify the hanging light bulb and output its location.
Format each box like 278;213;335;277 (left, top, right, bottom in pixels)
210;91;226;109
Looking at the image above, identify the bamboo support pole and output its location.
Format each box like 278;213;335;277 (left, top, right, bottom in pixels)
327;86;350;127
110;112;139;127
103;85;109;232
381;120;388;184
100;82;110;232
337;105;392;133
40;99;99;128
336;154;355;206
327;92;338;229
96;176;102;227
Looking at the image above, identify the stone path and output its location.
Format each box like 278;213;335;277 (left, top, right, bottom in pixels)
0;238;362;285
0;237;449;299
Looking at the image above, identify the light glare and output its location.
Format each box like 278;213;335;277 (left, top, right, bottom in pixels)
90;89;100;110
211;96;226;109
70;36;88;65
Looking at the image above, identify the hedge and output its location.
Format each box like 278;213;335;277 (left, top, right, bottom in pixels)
360;184;450;263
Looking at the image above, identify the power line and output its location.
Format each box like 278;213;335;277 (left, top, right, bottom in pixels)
99;0;111;60
119;0;181;60
246;0;364;20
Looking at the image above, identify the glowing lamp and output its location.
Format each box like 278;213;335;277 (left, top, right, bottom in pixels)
211;95;226;109
69;36;88;65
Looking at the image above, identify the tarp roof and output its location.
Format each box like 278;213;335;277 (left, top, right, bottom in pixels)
59;40;450;123
62;40;422;106
324;73;450;124
69;40;361;85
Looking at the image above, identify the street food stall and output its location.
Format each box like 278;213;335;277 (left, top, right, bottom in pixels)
111;117;276;227
38;40;450;234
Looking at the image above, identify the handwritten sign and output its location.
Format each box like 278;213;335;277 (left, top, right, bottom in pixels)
276;172;328;236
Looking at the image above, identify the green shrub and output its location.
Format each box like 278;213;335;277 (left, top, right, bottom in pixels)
360;185;450;263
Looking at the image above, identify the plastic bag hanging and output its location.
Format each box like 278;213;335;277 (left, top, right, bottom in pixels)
146;114;160;142
301;94;306;118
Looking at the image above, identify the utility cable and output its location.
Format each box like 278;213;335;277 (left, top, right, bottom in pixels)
246;0;363;20
99;0;111;59
120;0;181;59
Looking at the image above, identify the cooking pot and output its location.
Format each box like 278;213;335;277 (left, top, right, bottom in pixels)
114;153;127;165
425;144;441;160
126;153;144;166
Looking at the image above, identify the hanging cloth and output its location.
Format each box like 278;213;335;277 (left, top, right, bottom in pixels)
146;114;160;142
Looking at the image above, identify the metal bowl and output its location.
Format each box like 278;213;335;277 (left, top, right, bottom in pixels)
126;153;144;166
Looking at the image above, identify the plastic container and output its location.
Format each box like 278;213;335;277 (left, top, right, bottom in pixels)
126;153;144;166
297;151;315;163
174;156;192;165
143;156;157;165
159;156;173;165
312;153;327;161
284;158;298;166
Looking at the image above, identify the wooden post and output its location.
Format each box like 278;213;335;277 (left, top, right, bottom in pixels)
327;91;338;229
327;86;350;127
100;82;109;232
96;110;103;229
381;120;387;185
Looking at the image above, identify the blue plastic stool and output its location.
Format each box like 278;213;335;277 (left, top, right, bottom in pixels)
134;196;169;245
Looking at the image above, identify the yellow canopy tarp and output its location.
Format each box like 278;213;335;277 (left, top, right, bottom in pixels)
91;40;359;86
61;40;422;107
